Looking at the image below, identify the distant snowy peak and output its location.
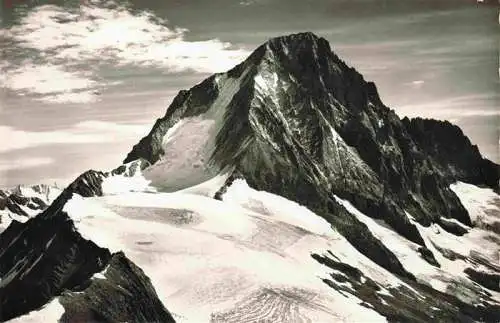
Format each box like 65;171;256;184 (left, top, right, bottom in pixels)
0;184;61;230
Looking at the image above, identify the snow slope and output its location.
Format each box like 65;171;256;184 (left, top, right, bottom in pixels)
59;185;399;322
6;177;499;322
140;72;252;192
450;181;500;228
334;193;500;304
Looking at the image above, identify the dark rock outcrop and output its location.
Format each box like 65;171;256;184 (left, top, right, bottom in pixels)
464;268;500;292
111;158;151;177
417;246;440;267
312;252;500;322
59;252;175;323
437;217;469;236
403;117;499;190
0;212;110;321
214;171;245;201
66;170;108;198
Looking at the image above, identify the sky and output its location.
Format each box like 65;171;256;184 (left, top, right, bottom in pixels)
0;0;498;187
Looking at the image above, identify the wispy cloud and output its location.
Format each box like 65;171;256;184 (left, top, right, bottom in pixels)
408;80;425;88
0;121;150;153
1;64;100;104
0;0;250;103
0;157;54;172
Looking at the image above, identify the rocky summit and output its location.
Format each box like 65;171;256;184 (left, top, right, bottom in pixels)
1;32;499;323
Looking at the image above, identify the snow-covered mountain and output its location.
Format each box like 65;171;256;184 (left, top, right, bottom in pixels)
1;32;499;322
0;184;61;231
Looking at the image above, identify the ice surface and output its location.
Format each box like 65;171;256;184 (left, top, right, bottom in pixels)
143;71;253;192
177;172;231;197
62;188;389;322
143;117;221;192
101;174;154;195
450;181;500;226
11;177;498;321
101;164;155;195
224;179;334;236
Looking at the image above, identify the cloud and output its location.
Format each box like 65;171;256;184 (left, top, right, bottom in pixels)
0;157;54;172
240;0;261;6
405;80;425;88
1;64;100;103
0;121;151;153
5;1;249;71
0;0;250;103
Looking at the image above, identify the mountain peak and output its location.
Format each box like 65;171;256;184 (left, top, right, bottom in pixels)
2;32;500;322
121;32;499;279
265;31;325;51
273;31;320;41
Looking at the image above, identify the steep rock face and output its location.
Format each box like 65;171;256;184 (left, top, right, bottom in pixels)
0;210;110;321
211;33;430;249
66;170;108;198
126;32;498;231
403;117;499;189
123;33;500;277
124;81;218;165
